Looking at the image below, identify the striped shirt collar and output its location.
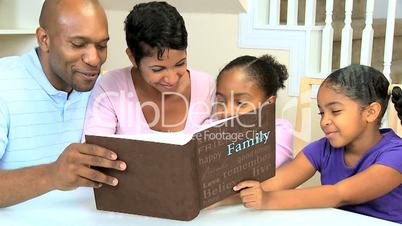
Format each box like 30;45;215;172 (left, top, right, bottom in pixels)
21;48;86;101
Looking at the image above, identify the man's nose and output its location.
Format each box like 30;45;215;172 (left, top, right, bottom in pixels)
82;45;101;67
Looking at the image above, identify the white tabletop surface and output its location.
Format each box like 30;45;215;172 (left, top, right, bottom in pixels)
0;188;399;226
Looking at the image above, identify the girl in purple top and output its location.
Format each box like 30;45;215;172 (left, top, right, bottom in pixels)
234;65;402;223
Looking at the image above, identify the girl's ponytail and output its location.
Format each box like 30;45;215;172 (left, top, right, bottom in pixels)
391;86;402;123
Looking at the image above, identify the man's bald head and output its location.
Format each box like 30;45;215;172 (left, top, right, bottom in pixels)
39;0;105;32
36;0;109;93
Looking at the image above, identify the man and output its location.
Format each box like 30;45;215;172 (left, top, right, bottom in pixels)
0;0;126;207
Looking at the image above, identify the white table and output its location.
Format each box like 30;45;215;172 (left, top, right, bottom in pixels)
0;188;398;226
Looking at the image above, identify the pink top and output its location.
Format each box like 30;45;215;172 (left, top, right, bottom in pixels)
84;67;216;135
274;118;294;167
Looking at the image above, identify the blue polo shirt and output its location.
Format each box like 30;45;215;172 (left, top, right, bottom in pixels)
0;48;91;169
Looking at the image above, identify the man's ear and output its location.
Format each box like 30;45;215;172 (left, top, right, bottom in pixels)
126;48;138;68
36;27;50;52
365;102;382;123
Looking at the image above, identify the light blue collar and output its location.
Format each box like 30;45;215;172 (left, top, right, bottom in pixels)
21;48;87;102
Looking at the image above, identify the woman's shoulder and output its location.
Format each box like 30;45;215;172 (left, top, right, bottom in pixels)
274;118;293;140
188;68;216;101
188;68;212;77
188;68;215;86
275;118;293;130
96;67;132;90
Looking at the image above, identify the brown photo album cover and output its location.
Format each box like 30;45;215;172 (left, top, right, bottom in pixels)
85;103;276;221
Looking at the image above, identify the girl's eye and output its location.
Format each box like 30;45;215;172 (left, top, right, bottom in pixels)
318;111;324;116
214;95;226;102
215;98;225;103
176;62;186;67
96;44;107;50
332;110;342;115
151;68;164;73
237;102;250;108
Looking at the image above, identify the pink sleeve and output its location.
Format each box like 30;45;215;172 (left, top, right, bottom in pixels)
185;69;216;132
82;77;118;141
275;119;294;167
208;75;216;111
200;74;216;125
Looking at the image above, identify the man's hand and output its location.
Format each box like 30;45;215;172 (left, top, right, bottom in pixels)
234;180;269;209
49;143;126;190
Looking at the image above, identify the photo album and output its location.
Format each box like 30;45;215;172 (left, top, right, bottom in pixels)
85;103;276;221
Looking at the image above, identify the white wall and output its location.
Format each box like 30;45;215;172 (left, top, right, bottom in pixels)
0;0;42;57
374;0;402;18
102;10;289;78
0;35;37;57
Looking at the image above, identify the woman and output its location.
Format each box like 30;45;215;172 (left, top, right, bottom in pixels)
84;1;215;135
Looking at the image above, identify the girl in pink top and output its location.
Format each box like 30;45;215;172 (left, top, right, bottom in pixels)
84;2;215;136
213;54;294;168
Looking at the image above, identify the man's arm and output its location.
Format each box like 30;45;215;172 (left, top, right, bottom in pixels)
0;96;126;207
0;143;126;207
